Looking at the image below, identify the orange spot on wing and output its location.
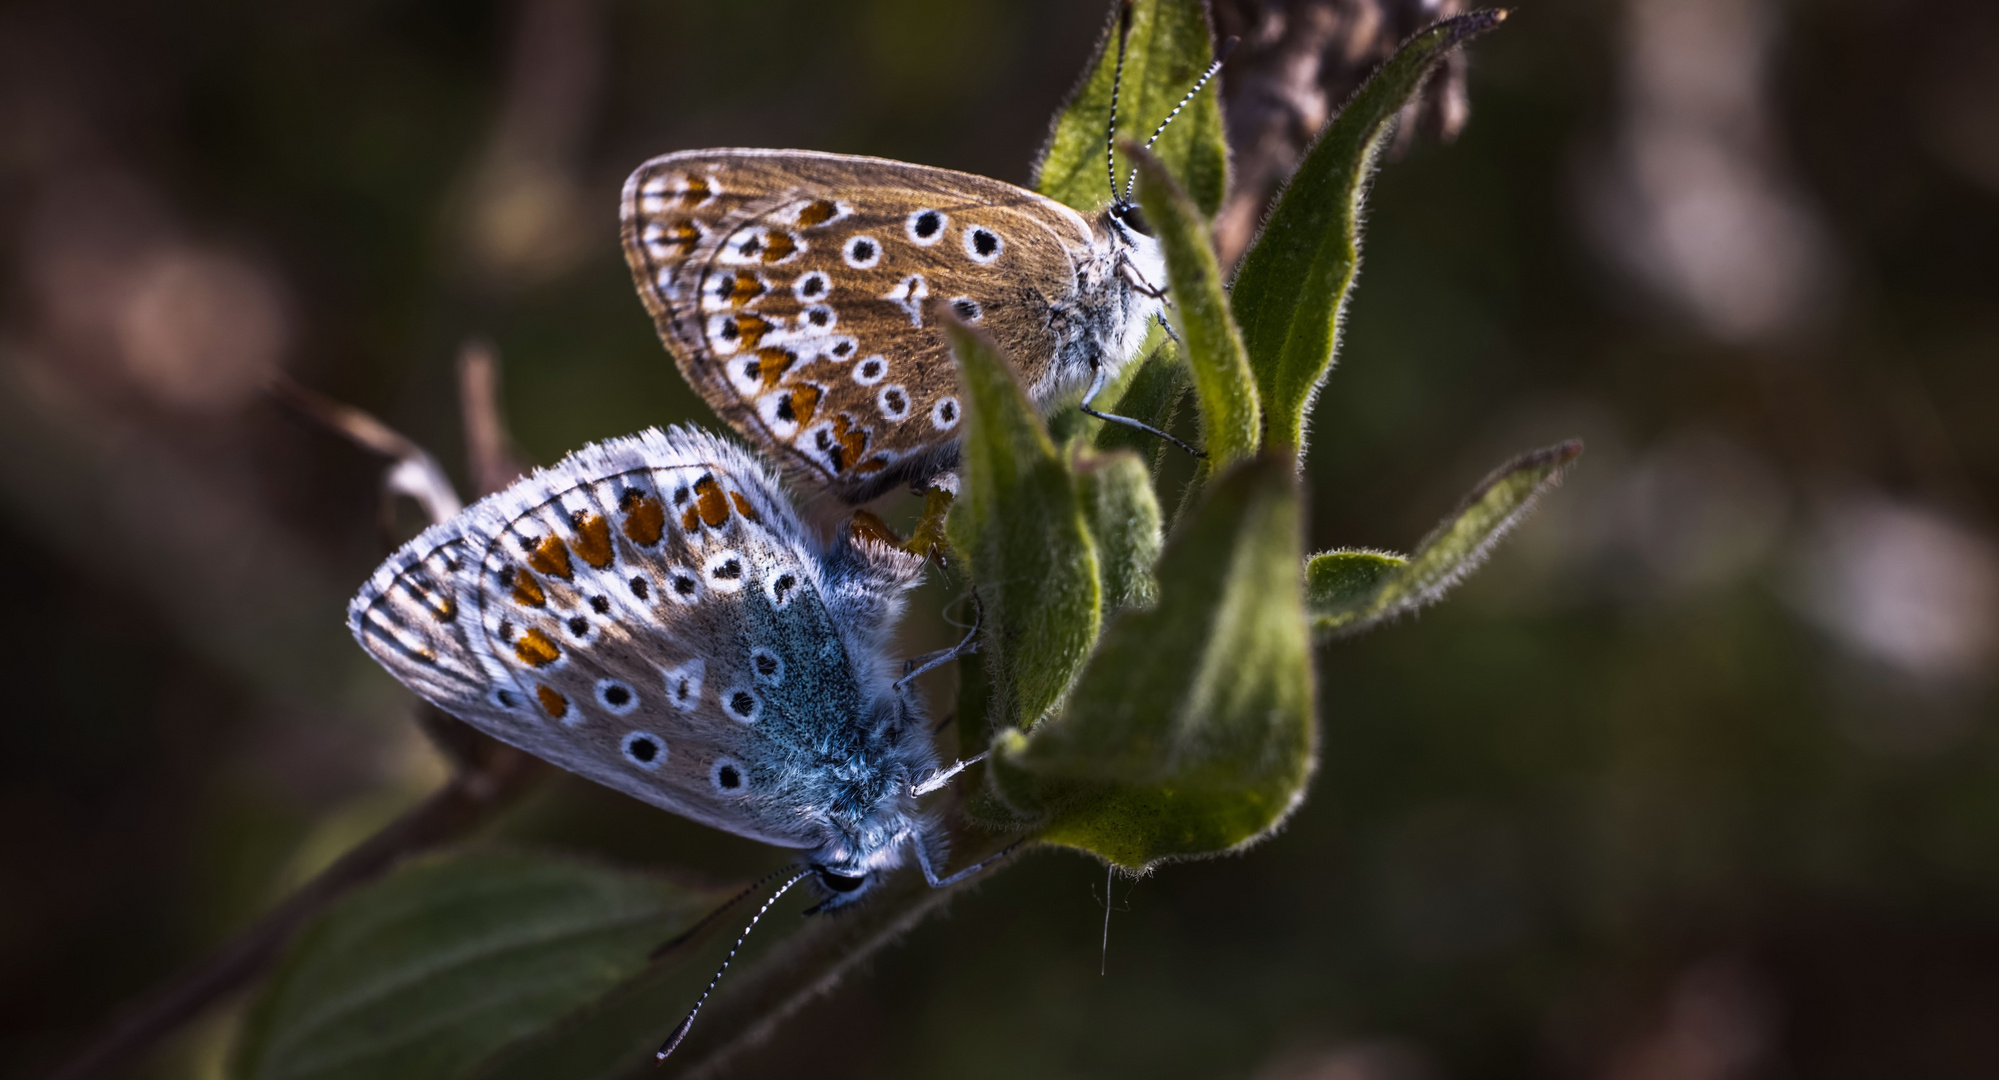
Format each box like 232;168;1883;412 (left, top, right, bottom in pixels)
756;347;796;390
849;510;900;548
572;514;615;569
681;176;711;207
729;491;759;521
507;568;547;608
620;491;665;546
664;220;699;254
693;476;730;528
796;199;838;227
855;455;891;475
734;314;773;349
760;231;797;263
527;535;572;580
515;627;561;667
729;274;765;306
832;414;869;464
535;684;568;719
681;505;701;532
790;384;822;429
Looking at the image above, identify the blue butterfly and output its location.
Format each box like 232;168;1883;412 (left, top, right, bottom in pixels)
347;426;997;1055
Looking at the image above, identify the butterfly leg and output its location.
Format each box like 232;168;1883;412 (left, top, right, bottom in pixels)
1118;253;1172;303
893;591;982;692
1080;363;1207;459
1154;310;1182;344
910;750;990;797
911;832;1026;889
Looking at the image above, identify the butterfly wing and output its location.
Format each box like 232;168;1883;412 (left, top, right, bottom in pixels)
622;149;1099;503
348;426;924;848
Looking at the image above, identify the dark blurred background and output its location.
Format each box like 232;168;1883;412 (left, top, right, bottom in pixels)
5;0;1998;1077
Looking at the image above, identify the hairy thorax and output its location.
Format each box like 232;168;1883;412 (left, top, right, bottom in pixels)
1031;211;1165;409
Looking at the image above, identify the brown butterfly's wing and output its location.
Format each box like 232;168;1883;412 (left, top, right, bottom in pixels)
622;149;1097;504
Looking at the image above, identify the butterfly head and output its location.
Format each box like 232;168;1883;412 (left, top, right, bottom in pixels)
1106;198;1153;243
1098;199;1167;314
804;815;932;912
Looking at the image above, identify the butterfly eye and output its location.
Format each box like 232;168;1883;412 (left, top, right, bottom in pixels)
1114;202;1153;238
816;868;867;893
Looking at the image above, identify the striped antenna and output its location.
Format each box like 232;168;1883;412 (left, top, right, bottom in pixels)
655;869;813;1063
1106;1;1135;202
1122;35;1239;202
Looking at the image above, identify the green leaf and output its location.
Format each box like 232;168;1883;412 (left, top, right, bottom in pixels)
1074;447;1164;612
1034;0;1228;216
1310;439;1582;636
993;456;1315;871
1232;10;1508;452
944;318;1102;732
1131;146;1260;475
1305;549;1407;610
232;850;722;1080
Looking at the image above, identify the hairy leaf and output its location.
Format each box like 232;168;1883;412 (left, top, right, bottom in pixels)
1233;11;1508;452
1035;0;1228;216
1310;439;1582;636
994;456;1315;870
1074;447;1164;612
944;318;1102;732
1305;549;1407;611
233;851;722;1080
1131;146;1259;477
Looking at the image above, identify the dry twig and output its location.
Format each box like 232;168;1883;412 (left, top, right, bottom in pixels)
37;345;547;1080
1212;0;1472;267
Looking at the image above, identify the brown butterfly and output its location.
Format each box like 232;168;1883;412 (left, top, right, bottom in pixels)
619;26;1223;504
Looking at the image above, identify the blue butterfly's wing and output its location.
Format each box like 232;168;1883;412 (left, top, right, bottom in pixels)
348;426;925;848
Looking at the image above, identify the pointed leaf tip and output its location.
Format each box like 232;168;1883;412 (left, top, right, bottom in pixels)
1232;8;1510;455
1129;146;1259;477
1310;439;1580;636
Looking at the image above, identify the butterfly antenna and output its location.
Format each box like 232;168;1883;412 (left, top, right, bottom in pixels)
1122;35;1239;202
656;868;813;1063
647;864;794;961
1106;0;1134;203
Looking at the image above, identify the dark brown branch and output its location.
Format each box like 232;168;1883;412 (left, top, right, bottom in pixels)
268;373;464;530
1212;0;1472;268
459;338;527;499
38;357;542;1080
35;741;549;1080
